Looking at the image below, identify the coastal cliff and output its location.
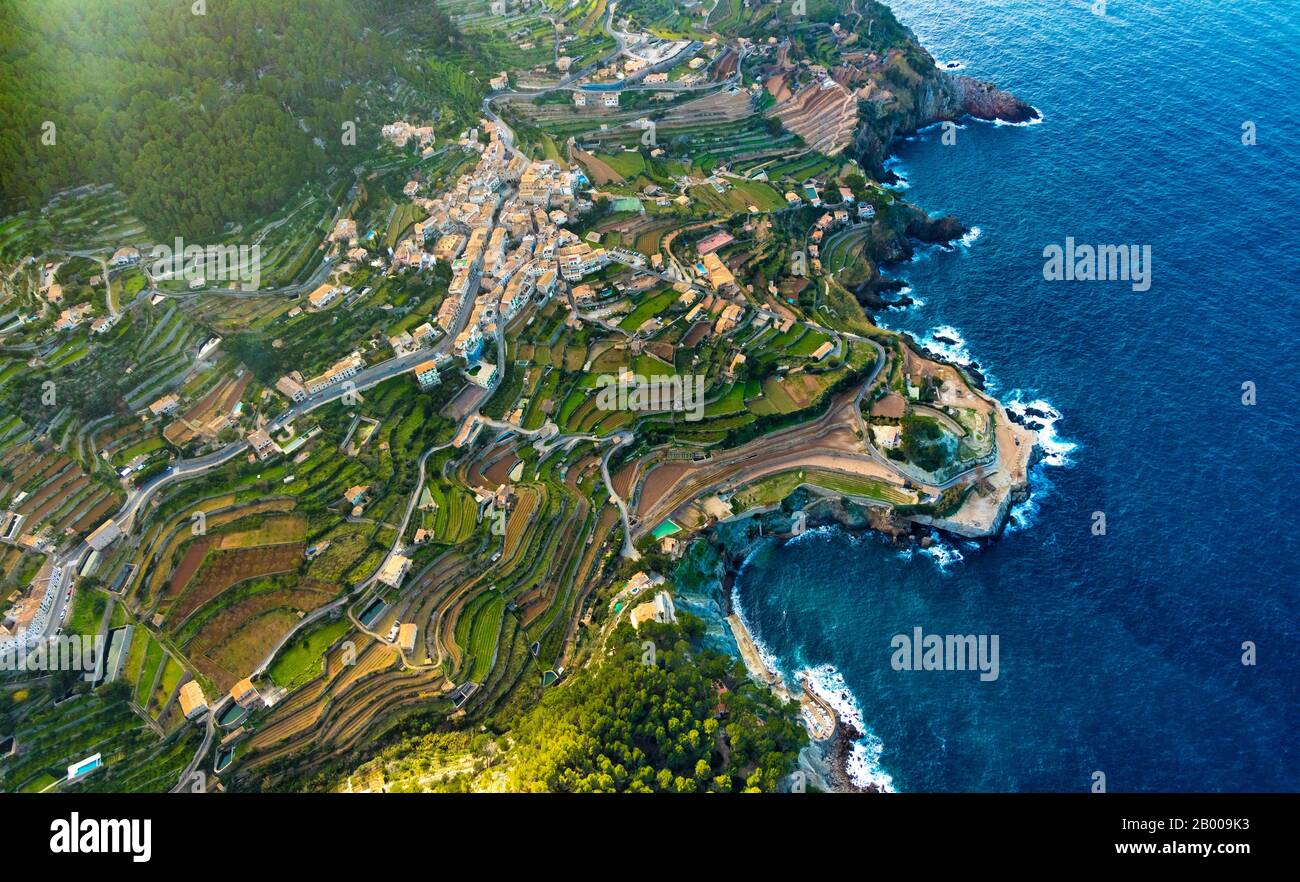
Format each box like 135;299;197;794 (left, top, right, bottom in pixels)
831;8;1037;311
850;41;1039;180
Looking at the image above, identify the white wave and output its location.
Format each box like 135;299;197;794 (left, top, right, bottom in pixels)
1003;394;1077;468
964;107;1046;129
919;324;973;367
887;285;923;310
995;108;1045;127
916;118;968;138
1005;473;1048;534
731;573;897;792
1002;394;1078;534
883;156;910;190
803;663;897;792
785;523;839;546
919;533;966;572
958;225;982;248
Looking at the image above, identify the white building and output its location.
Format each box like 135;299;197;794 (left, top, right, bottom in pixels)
414;359;441;390
377;555;412;588
304;353;363;394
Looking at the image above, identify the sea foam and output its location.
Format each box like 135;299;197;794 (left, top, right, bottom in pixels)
958;225;983;248
919;324;974;368
1002;394;1079;533
804;663;898;792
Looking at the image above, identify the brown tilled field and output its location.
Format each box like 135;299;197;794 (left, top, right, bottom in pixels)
189;586;334;690
166;543;305;626
773;80;859;156
573;147;623;186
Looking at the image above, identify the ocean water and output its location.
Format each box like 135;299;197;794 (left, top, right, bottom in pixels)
734;0;1299;792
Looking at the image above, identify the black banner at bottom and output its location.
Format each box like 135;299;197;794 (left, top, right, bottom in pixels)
11;792;1286;868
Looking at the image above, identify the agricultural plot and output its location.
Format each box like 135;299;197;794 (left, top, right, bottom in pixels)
164;543;307;627
688;178;788;215
618;288;679;332
0;431;122;544
0;688;197;794
454;591;506;682
424;480;478;545
266;616;354;690
0;185;145;262
185;585;335;693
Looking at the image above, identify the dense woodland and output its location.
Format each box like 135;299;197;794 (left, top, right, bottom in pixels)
0;0;484;238
502;617;807;793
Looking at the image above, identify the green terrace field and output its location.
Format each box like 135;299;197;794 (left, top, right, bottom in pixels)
224;266;450;381
265;615;354;691
417;478;479;546
581;114;801;177
635;337;876;447
618;287;679;332
0;684;202;793
6;296;207;424
0;403;124;545
224;428;622;782
750;150;847;185
730;468;915;513
87;370;464;699
613;0;714;36
63;588;108;638
454;590;506;682
0;185;146;263
437;0;558;71
687;177;789;214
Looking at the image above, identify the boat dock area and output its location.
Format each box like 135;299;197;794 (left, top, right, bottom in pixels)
797;674;837;742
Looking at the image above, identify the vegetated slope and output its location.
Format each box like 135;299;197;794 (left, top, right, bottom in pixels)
325;617;807;793
0;0;482;238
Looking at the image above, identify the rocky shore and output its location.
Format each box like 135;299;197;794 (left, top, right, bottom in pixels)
721;586;880;793
675;3;1044;792
949;75;1041;125
852;54;1040;178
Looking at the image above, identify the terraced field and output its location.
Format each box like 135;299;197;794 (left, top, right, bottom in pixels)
0;0;1031;798
0;684;199;793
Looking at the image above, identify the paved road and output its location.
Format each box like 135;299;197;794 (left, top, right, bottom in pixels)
600;431;640;560
116;442;246;531
171;710;215;793
268;346;446;430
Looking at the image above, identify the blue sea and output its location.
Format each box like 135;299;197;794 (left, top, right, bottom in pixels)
734;0;1299;792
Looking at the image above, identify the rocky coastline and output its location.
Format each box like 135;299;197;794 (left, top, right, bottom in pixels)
697;478;1035;791
845;27;1039;314
675;4;1044;793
